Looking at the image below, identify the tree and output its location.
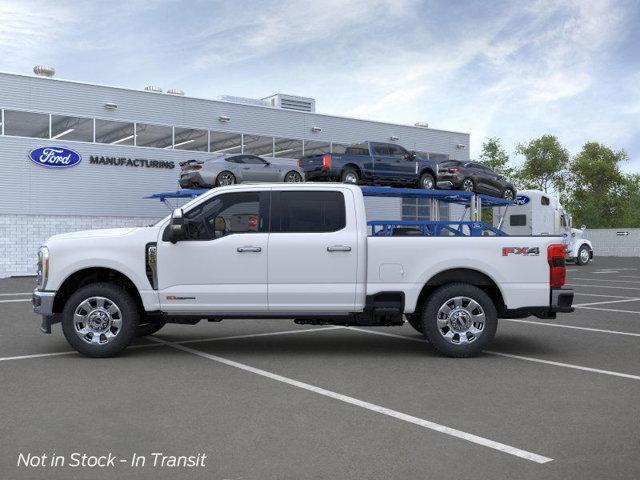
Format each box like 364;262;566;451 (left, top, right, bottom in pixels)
515;135;569;194
479;137;514;178
566;142;628;228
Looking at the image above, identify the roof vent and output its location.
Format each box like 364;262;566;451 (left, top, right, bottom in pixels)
262;93;316;113
144;85;163;93
167;88;185;96
33;65;55;78
414;122;429;128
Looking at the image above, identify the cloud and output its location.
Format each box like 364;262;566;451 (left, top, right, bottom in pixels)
0;1;76;67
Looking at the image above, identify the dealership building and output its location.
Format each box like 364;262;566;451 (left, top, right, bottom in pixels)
0;68;470;277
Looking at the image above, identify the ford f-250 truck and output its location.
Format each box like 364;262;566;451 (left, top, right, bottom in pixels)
299;142;439;189
32;183;574;358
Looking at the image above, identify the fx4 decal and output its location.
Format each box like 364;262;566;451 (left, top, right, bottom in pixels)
502;247;540;256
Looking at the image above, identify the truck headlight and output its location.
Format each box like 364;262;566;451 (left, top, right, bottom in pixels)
37;246;49;290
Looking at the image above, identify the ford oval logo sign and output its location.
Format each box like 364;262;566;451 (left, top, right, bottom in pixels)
28;146;82;168
514;195;530;206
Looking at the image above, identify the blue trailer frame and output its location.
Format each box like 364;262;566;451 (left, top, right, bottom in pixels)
146;186;512;237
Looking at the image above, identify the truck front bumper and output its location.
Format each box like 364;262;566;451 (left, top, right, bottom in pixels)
32;289;58;334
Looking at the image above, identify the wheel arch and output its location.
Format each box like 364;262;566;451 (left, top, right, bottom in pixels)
415;268;505;315
53;267;144;315
342;163;362;178
419;166;436;178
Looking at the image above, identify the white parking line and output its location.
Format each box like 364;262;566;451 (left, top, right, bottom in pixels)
574;292;640;299
149;335;553;464
572;277;640;284
0;298;31;304
567;283;640;291
0;326;339;362
573;298;640;307
501;318;640;337
575;306;640;315
344;327;640;381
0;292;32;296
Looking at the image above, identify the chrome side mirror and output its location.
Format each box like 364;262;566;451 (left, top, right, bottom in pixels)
169;208;185;244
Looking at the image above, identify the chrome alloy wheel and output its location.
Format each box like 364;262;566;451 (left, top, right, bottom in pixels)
217;172;235;186
73;296;122;345
436;296;485;345
421;175;434;189
343;172;358;184
579;247;590;264
285;171;302;182
462;179;474;192
503;189;515;200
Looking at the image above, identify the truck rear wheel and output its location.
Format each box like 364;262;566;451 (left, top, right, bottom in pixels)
341;168;359;184
420;283;497;357
61;283;139;358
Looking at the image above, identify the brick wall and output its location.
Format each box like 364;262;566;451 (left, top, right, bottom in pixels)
0;214;161;277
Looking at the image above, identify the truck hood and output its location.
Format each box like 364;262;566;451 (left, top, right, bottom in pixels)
48;227;140;241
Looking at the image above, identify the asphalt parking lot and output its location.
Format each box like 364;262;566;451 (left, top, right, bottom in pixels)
1;257;640;480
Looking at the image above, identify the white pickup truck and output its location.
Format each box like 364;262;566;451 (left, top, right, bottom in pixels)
32;183;574;358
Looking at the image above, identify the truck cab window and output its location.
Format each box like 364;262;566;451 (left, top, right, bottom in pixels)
372;144;390;156
541;196;550;205
182;192;267;240
275;191;345;233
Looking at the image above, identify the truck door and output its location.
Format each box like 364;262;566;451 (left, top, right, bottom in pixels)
370;143;394;183
267;189;358;312
155;191;270;312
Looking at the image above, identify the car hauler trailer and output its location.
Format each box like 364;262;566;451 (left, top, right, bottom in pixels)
493;189;593;265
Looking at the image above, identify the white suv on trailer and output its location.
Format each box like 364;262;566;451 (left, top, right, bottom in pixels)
33;184;574;358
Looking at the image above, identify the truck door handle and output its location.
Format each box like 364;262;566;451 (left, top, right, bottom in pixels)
327;245;351;252
237;246;262;253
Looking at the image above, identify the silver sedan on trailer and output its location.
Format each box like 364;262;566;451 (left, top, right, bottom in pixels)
179;154;305;188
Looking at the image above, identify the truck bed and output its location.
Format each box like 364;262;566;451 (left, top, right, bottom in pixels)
366;235;559;313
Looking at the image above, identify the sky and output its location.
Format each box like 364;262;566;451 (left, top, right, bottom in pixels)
1;0;639;170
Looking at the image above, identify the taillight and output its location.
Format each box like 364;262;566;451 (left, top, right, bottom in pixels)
297;159;301;167
192;164;202;170
548;244;566;288
322;154;331;169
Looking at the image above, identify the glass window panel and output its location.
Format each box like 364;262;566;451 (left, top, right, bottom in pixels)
303;140;331;156
4;110;49;138
173;127;208;151
277;191;346;233
273;137;303;158
331;143;349;154
95;119;135;145
243;134;274;156
50;115;93;142
136;123;172;148
210;131;242;154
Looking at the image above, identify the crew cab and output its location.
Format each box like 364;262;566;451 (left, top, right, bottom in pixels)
299;142;439;189
33;184;574;358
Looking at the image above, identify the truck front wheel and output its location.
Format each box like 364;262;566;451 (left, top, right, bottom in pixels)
421;283;497;357
61;283;139;358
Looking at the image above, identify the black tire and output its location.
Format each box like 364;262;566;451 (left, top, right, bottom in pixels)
215;171;236;187
406;314;423;333
284;171;303;183
136;319;166;337
502;187;516;200
419;172;435;190
61;283;139;358
576;245;591;266
461;178;475;192
421;283;497;358
341;167;359;184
